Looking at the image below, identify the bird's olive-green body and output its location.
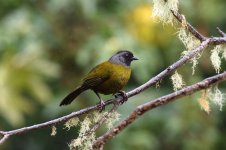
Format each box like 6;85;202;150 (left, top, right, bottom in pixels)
85;61;131;95
59;50;137;106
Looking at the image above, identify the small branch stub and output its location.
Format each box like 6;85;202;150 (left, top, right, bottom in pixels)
217;27;226;37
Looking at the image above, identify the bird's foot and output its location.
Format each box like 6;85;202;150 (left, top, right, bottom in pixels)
97;100;105;112
114;90;128;104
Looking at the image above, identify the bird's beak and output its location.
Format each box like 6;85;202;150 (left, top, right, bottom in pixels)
132;56;138;61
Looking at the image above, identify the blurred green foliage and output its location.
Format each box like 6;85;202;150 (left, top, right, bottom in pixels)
0;0;226;150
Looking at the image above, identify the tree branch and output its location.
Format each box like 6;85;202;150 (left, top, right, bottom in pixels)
126;9;226;99
0;135;9;145
0;100;120;144
171;10;206;41
85;104;119;137
217;27;226;37
93;71;226;148
127;37;226;99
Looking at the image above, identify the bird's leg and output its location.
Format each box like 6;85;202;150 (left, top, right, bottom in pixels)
94;91;105;112
114;90;128;104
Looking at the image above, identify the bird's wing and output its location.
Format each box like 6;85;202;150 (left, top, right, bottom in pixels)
82;77;108;89
81;62;111;89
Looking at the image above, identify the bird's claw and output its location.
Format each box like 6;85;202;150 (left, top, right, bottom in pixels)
97;100;105;112
114;91;128;104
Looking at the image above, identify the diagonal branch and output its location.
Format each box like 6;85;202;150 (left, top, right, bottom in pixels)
93;71;226;148
171;10;206;41
126;8;226;99
217;27;226;37
85;104;119;137
127;37;226;99
0;102;113;144
0;135;9;145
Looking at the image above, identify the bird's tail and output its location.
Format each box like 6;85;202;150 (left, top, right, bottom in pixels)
59;86;86;106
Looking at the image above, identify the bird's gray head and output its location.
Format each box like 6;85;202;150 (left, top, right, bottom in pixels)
109;50;138;67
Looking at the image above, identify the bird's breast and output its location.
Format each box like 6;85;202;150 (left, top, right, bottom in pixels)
96;62;131;94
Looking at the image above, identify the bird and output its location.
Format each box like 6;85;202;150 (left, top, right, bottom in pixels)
59;50;138;110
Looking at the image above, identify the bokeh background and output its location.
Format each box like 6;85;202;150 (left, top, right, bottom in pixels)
0;0;226;149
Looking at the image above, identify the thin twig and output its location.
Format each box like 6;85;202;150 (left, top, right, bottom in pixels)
217;27;226;37
171;10;207;41
85;104;119;137
93;71;226;148
0;135;9;145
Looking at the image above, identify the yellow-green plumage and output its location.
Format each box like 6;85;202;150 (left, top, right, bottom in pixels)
85;61;131;94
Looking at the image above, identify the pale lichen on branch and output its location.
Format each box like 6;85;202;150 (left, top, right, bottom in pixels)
208;86;225;111
153;0;178;24
69;104;119;150
198;90;211;114
171;71;185;91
